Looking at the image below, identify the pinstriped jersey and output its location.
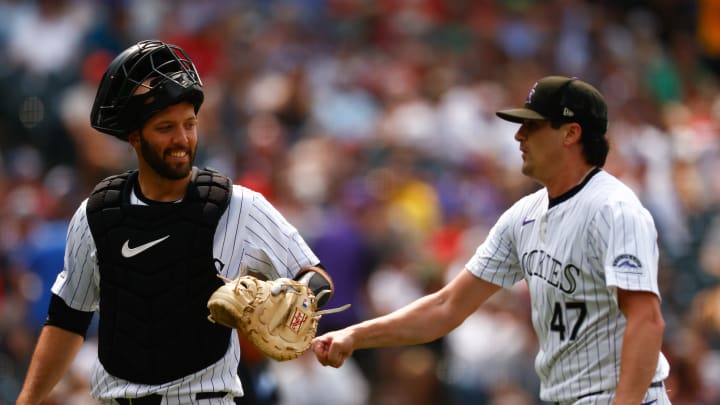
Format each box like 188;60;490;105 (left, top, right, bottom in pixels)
51;184;319;403
465;169;669;402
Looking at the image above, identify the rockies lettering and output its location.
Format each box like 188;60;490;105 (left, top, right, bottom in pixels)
521;249;579;294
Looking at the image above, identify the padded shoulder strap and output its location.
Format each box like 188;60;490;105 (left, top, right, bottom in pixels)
86;170;135;236
186;167;233;224
87;170;134;212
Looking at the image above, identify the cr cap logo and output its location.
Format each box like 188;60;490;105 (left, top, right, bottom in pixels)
613;254;642;272
526;82;538;104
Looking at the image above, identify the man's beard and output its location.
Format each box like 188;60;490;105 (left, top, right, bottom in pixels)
139;133;195;179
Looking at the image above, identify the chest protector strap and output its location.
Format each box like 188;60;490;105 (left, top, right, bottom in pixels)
86;167;232;384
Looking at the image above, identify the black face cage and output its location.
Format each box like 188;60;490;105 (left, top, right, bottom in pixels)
91;40;203;139
116;41;202;103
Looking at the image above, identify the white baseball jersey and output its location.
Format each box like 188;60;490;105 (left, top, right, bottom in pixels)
466;169;669;402
52;184;319;404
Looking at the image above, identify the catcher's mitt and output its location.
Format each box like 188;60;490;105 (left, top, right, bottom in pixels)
207;275;349;361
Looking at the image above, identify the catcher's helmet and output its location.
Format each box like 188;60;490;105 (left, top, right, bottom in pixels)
90;40;204;140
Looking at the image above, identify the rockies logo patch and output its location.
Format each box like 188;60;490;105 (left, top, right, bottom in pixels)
613;254;642;273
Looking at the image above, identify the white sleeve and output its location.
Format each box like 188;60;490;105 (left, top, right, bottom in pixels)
465;206;524;288
248;192;319;278
590;200;660;297
215;186;319;280
51;199;100;311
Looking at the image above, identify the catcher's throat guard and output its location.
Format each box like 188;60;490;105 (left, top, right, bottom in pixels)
207;275;350;361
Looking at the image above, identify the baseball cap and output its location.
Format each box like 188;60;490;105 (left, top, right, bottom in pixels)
496;76;608;133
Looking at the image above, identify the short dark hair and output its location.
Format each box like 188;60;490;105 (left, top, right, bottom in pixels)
551;121;609;167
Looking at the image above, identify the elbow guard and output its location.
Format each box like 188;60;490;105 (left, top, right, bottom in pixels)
294;265;334;308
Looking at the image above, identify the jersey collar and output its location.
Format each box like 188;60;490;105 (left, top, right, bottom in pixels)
547;167;601;209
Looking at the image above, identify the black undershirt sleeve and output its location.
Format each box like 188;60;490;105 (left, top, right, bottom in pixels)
45;294;94;339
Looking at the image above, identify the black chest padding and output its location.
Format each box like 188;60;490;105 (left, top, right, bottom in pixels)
86;167;232;384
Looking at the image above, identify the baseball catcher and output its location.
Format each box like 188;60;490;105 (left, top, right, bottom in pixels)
207;266;349;361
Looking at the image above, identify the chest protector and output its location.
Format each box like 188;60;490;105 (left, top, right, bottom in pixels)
86;167;232;384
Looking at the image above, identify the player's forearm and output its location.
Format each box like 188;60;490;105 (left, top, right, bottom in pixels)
17;325;85;405
348;270;499;350
613;315;665;404
348;291;463;350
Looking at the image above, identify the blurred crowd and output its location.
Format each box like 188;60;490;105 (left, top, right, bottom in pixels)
0;0;719;404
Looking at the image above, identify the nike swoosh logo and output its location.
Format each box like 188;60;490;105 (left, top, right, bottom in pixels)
641;400;657;405
121;235;170;258
522;218;535;226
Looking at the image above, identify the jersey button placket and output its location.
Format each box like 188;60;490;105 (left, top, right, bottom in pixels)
539;213;549;243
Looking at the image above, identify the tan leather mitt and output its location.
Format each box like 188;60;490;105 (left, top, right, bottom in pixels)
207;275;349;361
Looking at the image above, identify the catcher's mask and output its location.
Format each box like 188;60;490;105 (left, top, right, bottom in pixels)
90;39;204;141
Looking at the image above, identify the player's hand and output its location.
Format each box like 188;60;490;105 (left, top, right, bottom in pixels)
311;329;354;368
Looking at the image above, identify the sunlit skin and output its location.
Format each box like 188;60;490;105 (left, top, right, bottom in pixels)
515;119;594;198
127;101;198;202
